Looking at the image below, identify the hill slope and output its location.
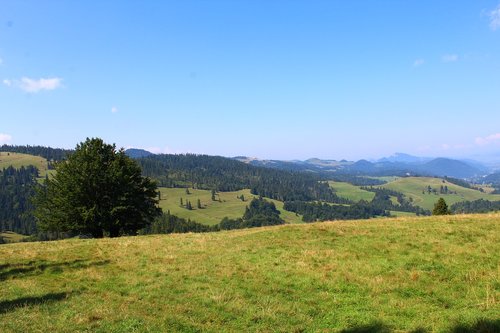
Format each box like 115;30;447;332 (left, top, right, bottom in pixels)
382;177;500;210
1;214;498;332
158;188;302;225
0;152;49;176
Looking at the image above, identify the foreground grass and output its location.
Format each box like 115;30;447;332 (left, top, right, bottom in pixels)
1;214;499;332
158;188;302;225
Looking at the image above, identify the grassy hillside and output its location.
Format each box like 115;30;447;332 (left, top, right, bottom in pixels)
328;181;375;202
0;152;49;177
1;214;498;332
158;188;302;225
382;177;500;211
0;232;27;243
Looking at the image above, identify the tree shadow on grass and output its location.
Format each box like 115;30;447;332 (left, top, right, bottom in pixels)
450;319;500;333
0;291;71;314
340;322;391;333
340;319;500;333
0;259;110;281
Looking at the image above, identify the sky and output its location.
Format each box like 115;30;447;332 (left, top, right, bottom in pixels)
1;1;500;161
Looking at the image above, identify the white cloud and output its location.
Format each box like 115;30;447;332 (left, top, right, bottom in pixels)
442;54;459;63
0;133;12;144
475;133;500;146
19;77;62;92
111;106;118;113
489;4;500;30
3;77;63;93
413;59;425;67
0;58;3;65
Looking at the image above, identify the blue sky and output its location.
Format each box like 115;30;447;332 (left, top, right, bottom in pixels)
1;1;500;160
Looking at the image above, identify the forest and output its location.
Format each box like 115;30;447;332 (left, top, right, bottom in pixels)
135;153;346;202
283;200;388;222
0;166;39;235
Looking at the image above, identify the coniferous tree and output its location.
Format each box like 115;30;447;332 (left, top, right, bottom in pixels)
432;198;450;215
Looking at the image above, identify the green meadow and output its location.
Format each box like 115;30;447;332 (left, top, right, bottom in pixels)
381;177;500;211
328;181;375;202
329;177;500;211
0;232;27;243
0;152;51;178
158;188;302;225
0;214;498;332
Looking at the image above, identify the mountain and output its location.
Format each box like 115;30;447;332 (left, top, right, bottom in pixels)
377;153;431;164
125;148;154;159
483;171;500;185
417;158;481;179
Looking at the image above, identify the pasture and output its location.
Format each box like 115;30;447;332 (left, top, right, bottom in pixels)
0;214;498;332
158;188;302;225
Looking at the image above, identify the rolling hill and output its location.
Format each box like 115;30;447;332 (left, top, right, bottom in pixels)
0;214;498;332
0;152;49;177
158;188;302;225
381;177;500;211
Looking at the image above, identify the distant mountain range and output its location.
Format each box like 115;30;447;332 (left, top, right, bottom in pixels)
233;153;488;179
125;148;488;179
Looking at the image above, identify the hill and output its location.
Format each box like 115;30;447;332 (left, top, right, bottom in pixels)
0;152;49;177
158;188;302;225
0;214;498;332
418;158;481;179
125;148;154;159
381;177;500;211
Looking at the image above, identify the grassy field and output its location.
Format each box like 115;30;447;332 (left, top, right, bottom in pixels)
0;232;27;243
158;188;302;225
0;152;50;177
382;177;500;211
328;181;375;202
0;214;498;332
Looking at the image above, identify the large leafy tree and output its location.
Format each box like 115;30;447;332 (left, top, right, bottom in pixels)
34;138;160;237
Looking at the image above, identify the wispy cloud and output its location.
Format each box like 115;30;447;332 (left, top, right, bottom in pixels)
0;57;3;65
111;106;118;113
475;133;500;146
489;4;500;30
3;77;63;93
442;54;459;63
413;59;425;67
0;133;12;144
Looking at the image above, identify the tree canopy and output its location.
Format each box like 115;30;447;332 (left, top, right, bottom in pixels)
34;138;160;237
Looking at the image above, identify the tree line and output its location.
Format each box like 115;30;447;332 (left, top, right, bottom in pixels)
283;201;388;222
450;199;500;214
0;166;39;235
0;144;71;161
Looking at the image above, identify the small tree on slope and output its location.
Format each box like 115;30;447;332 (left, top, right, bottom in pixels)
433;198;450;215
